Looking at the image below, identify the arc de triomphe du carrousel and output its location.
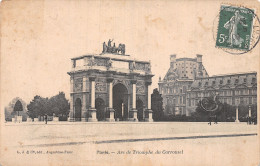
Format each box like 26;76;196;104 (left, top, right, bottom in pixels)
67;40;154;122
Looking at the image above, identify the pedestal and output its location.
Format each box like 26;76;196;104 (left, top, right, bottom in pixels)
145;109;153;122
53;117;59;122
88;108;97;122
27;118;32;122
106;108;115;122
129;109;138;122
17;116;22;123
34;118;39;122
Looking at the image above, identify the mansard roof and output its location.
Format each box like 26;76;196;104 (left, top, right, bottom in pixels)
190;72;257;90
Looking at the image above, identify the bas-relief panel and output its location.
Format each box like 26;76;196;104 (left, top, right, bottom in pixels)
74;78;83;92
136;81;145;94
95;77;107;92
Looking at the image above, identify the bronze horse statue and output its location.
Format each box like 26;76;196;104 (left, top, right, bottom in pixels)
116;44;125;55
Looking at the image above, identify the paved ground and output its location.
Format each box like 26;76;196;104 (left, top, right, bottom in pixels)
0;122;258;166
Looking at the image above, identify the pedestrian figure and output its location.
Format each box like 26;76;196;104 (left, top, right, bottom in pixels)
214;115;218;124
45;114;48;124
208;116;211;125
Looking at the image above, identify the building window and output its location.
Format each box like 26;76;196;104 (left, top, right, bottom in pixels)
220;80;223;84
240;97;244;104
199;82;201;86
227;79;231;84
235;79;239;84
212;81;216;85
244;78;247;83
224;91;227;96
205;82;208;86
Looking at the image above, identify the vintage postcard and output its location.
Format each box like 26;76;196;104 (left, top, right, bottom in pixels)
0;0;259;166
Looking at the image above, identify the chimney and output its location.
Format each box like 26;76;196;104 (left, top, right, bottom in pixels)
196;54;202;63
170;54;176;68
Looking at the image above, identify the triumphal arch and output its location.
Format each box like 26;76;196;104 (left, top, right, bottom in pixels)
67;40;154;122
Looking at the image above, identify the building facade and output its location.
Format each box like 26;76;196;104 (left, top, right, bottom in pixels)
159;55;257;116
186;72;257;115
68;43;154;122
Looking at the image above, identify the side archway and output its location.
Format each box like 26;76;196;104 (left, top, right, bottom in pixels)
95;98;105;121
75;98;82;121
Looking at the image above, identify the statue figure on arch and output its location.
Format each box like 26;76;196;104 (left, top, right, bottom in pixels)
102;41;107;53
108;39;113;47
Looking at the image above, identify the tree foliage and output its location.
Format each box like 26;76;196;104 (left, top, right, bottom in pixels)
27;92;69;119
151;88;164;121
193;96;257;122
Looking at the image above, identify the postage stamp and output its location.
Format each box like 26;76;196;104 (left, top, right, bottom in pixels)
215;5;256;52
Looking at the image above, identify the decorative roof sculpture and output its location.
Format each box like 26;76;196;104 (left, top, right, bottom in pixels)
102;39;125;55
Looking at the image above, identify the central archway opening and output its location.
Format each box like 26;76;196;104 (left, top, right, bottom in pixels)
113;83;128;121
75;98;82;121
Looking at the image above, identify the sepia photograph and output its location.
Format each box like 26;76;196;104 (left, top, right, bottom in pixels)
0;0;259;166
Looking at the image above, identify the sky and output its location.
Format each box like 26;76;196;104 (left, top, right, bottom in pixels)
1;0;259;108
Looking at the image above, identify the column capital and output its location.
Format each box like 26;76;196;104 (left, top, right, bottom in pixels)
130;79;137;84
107;77;114;83
89;76;96;81
145;81;152;86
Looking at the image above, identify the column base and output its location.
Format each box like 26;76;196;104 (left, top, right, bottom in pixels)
235;120;240;123
88;118;98;122
145;109;153;122
69;118;75;122
106;118;115;122
129;109;138;122
106;108;115;122
81;118;88;122
87;108;97;122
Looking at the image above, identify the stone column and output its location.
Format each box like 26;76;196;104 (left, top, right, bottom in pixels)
69;77;75;121
145;81;153;122
106;78;115;122
129;79;138;121
88;76;97;122
81;76;88;121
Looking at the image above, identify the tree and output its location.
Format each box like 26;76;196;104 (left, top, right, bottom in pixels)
151;88;164;121
48;92;70;117
27;95;48;119
13;100;23;116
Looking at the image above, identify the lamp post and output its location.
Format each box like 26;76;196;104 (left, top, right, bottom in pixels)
235;98;240;123
248;105;251;125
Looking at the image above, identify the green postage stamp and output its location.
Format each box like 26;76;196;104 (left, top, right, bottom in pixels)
216;5;255;51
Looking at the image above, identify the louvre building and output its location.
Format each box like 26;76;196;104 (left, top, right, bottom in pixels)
158;55;257;116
